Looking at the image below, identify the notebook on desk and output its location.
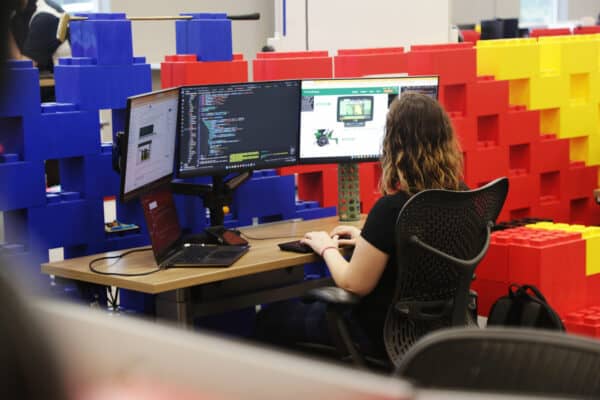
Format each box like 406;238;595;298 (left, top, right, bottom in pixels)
140;187;249;268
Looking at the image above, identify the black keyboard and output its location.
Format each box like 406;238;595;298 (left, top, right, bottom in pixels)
278;240;314;253
168;244;248;267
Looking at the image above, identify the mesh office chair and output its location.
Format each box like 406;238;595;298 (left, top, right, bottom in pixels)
397;327;600;398
307;177;509;369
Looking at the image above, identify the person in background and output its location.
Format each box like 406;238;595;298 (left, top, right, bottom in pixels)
256;93;465;360
9;0;70;74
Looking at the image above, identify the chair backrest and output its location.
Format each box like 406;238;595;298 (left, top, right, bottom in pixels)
396;327;600;398
383;177;508;366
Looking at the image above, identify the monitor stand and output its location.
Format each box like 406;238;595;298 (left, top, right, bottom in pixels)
171;172;251;227
337;163;361;221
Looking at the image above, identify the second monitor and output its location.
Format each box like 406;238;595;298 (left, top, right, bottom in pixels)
178;80;301;177
299;76;439;164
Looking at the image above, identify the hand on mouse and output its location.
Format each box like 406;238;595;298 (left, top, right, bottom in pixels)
301;231;338;256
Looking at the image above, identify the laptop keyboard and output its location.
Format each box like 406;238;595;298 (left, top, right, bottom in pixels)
168;244;248;266
170;246;216;264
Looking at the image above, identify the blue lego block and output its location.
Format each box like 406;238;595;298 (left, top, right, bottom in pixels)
69;13;134;65
294;201;337;220
0;161;46;211
23;104;100;161
0;247;52;294
115;200;148;234
0;60;41;118
59;148;120;199
194;308;256;339
232;173;296;223
0;153;19;163
119;290;155;316
176;13;233;61
28;195;90;248
54;60;151;110
174;194;209;235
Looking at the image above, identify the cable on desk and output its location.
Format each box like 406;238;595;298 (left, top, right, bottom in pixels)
239;232;303;241
88;247;161;277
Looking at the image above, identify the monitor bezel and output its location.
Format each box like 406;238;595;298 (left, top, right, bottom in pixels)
176;79;302;179
119;87;181;203
298;75;439;165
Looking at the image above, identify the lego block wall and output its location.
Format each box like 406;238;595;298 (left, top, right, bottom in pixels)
477;34;600;225
0;14;152;292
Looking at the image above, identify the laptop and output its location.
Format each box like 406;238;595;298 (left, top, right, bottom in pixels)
140;186;249;268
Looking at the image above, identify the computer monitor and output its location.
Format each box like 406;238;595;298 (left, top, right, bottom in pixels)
120;87;179;202
299;76;439;164
178;80;301;178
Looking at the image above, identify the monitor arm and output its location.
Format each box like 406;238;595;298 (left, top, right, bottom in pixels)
171;172;252;227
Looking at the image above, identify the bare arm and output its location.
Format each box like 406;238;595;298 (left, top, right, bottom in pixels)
302;231;389;296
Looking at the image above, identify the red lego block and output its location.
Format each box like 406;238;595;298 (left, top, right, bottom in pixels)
278;164;338;208
441;83;467;116
450;113;476;151
471;279;507;317
564;309;600;337
464;144;509;185
573;26;600;35
252;57;333;81
569;197;594;225
565;162;598;200
337;47;405;55
531;135;570;173
161;54;248;88
466;77;509;117
508;229;586;316
532;198;570;223
461;30;480;43
256;51;329;59
505;171;539;211
477;114;501;146
509;143;532;174
530;28;572;38
358;162;382;213
500;106;541;146
405;43;477;85
477;233;510;282
334;52;407;78
586;275;600;306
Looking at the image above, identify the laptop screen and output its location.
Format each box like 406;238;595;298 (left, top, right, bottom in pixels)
140;188;182;261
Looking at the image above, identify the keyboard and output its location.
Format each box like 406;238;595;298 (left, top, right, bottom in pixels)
168;244;248;267
278;240;314;253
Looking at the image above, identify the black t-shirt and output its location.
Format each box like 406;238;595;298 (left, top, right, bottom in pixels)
11;0;64;72
357;190;411;353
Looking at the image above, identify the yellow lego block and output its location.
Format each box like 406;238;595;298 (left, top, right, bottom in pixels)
589;72;600;102
477;39;539;80
559;102;597;139
511;74;568;109
583;228;600;275
568;131;600;166
538;35;599;75
529;74;569;109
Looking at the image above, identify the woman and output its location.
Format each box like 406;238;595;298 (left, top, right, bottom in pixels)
256;92;464;357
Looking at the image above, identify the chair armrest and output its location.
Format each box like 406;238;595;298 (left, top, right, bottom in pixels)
408;221;493;270
306;287;361;306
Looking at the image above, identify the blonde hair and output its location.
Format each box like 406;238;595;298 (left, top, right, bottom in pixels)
379;92;463;195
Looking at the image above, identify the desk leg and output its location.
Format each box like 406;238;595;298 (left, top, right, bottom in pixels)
175;288;191;329
156;288;192;329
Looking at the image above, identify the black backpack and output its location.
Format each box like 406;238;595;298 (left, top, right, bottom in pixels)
487;284;565;331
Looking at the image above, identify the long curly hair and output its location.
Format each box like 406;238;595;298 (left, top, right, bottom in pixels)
379;92;463;195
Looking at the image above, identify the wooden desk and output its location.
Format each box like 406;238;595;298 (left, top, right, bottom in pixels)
42;216;364;326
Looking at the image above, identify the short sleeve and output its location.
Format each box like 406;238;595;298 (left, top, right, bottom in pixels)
361;192;409;254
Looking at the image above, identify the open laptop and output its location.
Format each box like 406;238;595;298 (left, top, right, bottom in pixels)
140;186;249;268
